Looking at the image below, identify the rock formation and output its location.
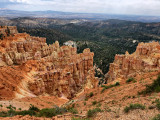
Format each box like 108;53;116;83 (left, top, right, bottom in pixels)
0;26;97;100
106;41;160;83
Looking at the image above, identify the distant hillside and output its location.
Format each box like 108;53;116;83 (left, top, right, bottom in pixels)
1;9;160;22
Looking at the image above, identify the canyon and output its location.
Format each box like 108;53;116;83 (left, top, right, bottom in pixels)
0;26;160;120
0;26;97;100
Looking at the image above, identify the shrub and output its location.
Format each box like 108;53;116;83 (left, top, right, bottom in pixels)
139;75;160;95
0;111;7;117
29;104;39;112
101;82;120;93
16;110;36;116
152;114;160;120
38;106;67;118
0;105;67;118
92;101;97;105
55;106;67;114
68;108;78;114
85;92;94;101
6;105;17;117
148;105;156;109
85;97;88;101
38;108;56;117
87;108;102;117
0;34;4;40
101;88;106;93
96;103;101;107
115;82;120;86
126;78;135;83
154;99;160;110
89;92;94;98
124;103;145;113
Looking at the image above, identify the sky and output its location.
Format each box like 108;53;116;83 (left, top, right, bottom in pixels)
0;0;160;16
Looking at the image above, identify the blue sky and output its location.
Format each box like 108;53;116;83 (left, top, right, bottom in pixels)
0;0;160;16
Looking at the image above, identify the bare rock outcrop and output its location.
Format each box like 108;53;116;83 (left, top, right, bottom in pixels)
106;41;160;83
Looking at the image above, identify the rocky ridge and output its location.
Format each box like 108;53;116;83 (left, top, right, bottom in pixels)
0;26;97;100
106;41;160;83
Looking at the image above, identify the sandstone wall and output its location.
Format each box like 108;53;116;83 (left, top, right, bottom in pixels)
106;41;160;83
0;26;97;99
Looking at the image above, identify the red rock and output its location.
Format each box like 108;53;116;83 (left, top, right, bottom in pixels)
0;26;97;100
106;41;160;83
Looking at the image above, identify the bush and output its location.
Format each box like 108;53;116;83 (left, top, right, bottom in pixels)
38;106;67;118
92;101;97;105
154;99;160;110
139;75;160;95
152;114;160;120
0;111;8;117
89;92;94;98
101;82;120;93
96;103;102;107
124;103;145;113
16;110;36;116
85;92;94;101
0;34;4;40
126;78;135;83
29;104;39;112
55;106;67;114
87;108;102;117
68;108;78;114
148;105;156;109
115;82;120;86
0;105;37;117
38;108;56;117
0;104;68;118
101;88;106;93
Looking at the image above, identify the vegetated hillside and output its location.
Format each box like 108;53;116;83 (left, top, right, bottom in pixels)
13;19;160;74
0;17;88;28
17;27;73;45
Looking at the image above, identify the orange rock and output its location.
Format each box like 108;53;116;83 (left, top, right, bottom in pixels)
0;26;97;100
106;41;160;83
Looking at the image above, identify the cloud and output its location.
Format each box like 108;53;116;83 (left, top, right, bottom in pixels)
2;0;160;16
9;0;30;3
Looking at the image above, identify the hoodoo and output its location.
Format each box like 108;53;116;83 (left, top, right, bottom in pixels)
106;41;160;83
0;26;97;100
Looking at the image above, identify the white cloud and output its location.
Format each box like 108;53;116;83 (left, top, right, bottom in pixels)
5;0;160;16
9;0;30;3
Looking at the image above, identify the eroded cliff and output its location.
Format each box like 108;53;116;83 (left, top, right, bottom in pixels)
106;41;160;83
0;26;97;100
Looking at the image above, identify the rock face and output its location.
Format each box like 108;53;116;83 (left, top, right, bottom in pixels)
106;41;160;83
0;26;18;37
0;26;97;99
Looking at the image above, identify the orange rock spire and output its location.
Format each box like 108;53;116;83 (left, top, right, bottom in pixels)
106;41;160;83
0;26;97;100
